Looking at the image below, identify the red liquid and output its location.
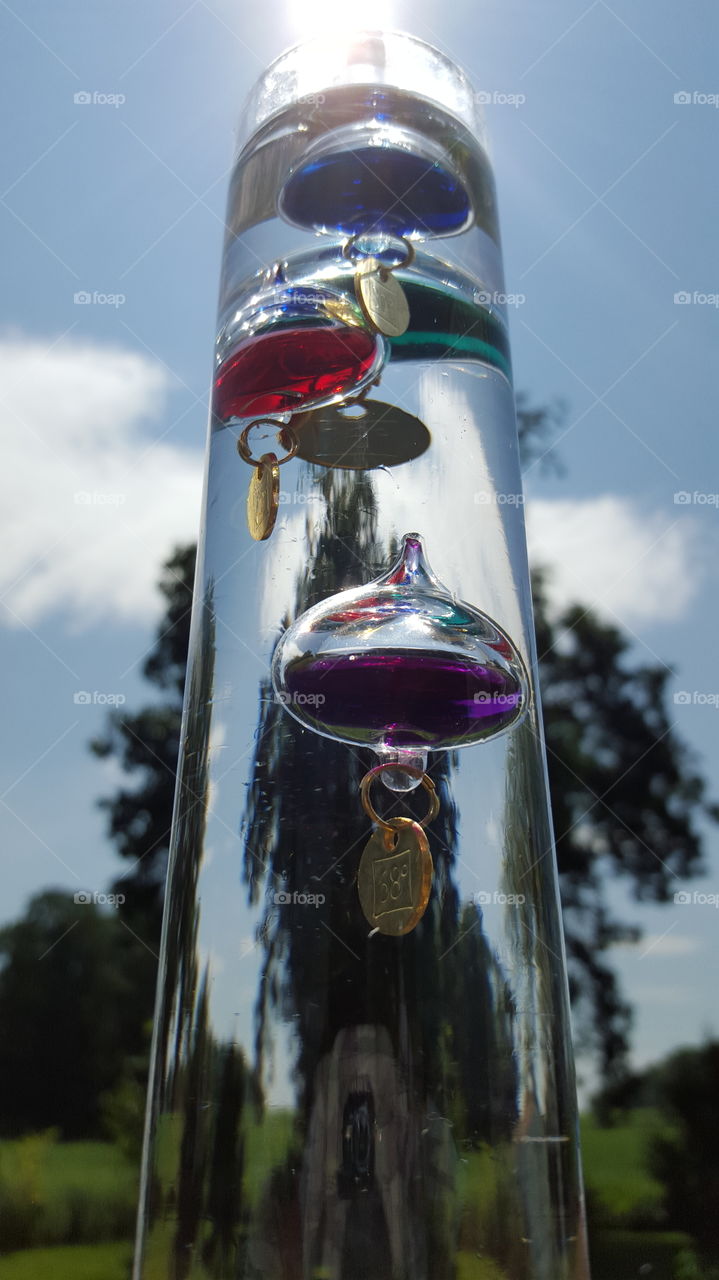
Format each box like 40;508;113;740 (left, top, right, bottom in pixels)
213;327;379;419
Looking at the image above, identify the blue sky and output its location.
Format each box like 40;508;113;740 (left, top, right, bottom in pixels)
0;0;717;1088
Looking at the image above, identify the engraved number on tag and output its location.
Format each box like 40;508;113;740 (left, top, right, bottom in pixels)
373;847;414;916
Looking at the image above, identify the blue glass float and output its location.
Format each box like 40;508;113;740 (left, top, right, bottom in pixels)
278;126;473;238
272;533;528;753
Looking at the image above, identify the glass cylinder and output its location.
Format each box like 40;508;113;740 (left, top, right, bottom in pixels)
134;30;590;1280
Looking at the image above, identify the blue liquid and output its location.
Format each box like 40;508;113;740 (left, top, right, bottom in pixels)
280;146;472;237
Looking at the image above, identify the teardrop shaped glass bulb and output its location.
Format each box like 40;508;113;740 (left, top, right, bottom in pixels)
213;284;385;420
272;534;529;751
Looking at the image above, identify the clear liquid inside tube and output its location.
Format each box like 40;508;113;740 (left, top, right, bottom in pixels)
134;30;590;1280
218;82;506;331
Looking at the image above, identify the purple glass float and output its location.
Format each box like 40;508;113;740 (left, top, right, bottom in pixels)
272;533;529;761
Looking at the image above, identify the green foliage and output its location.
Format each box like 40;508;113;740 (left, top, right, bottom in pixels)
534;569;714;1078
588;1230;693;1280
88;405;716;1084
241;1109;295;1210
0;892;150;1139
91;544;195;947
102;535;713;1082
0;1129;57;1252
0;1136;137;1253
456;1251;511;1279
515;391;567;474
99;1073;148;1164
0;1241;133;1280
456;1145;530;1276
672;1247;719;1279
580;1086;719;1274
647;1042;719;1253
580;1109;666;1228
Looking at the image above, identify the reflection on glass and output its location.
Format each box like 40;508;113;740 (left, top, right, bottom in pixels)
134;30;589;1280
272;532;528;752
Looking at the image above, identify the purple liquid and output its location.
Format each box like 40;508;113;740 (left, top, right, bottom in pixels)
283;649;523;748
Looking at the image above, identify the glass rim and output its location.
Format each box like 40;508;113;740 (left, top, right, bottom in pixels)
235;28;487;153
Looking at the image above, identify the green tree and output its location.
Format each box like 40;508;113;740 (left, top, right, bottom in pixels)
648;1041;719;1257
91;404;716;1083
0;890;148;1138
534;572;715;1082
91;543;195;947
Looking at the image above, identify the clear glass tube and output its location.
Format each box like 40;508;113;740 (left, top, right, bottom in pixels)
134;30;590;1280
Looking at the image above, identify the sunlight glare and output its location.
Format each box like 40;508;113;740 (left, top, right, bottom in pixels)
286;0;396;40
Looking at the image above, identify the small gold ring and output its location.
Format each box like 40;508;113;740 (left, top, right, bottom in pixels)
360;764;439;831
237;420;298;467
342;234;415;272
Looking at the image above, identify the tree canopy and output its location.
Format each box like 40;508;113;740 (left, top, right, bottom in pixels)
1;400;713;1141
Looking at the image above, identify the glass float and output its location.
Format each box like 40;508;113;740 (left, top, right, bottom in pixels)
278;124;473;239
213;282;385;420
272;532;528;782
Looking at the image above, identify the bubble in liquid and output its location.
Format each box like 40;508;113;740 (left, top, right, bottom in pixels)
272;533;529;752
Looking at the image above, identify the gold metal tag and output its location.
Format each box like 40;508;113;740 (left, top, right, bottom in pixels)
357;817;433;936
356;258;410;337
246;452;279;541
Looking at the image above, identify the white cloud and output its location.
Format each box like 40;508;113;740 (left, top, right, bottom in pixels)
525;494;701;626
0;341;701;640
0;335;202;629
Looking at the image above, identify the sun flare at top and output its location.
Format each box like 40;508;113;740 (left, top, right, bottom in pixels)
286;0;396;40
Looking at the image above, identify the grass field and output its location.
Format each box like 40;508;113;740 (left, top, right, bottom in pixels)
579;1110;703;1278
0;1135;138;1253
0;1136;138;1202
0;1240;132;1279
0;1110;713;1278
580;1108;666;1224
153;1106;296;1210
242;1107;295;1208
